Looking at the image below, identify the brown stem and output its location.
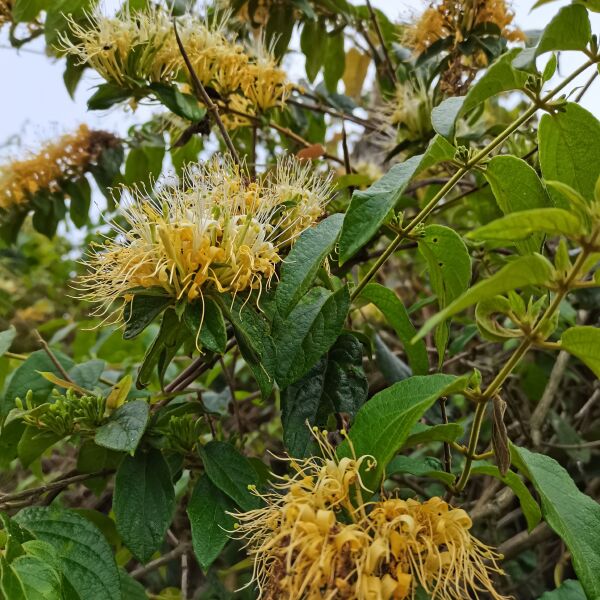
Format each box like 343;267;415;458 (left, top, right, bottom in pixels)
131;543;192;579
34;330;75;384
0;470;113;509
173;20;242;166
288;98;378;131
365;0;397;85
220;356;243;433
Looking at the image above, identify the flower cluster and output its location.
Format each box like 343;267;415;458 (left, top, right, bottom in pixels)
402;0;524;94
403;0;524;54
233;432;508;600
385;78;433;144
61;7;291;116
17;388;106;438
79;156;332;321
0;0;12;27
0;125;120;209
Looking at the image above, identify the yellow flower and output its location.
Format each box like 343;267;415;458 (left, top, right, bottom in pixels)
78;156;332;322
403;0;524;54
233;431;509;600
385;79;433;143
241;40;292;111
0;125;119;209
61;7;180;87
61;7;290;113
0;0;12;26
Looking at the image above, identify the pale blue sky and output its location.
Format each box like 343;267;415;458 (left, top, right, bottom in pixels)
0;0;598;151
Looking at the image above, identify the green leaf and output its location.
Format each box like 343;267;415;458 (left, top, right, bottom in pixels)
461;49;528;115
431;96;464;140
418;224;471;360
149;83;206;121
339;154;421;264
94;400;149;453
11;0;45;22
64;177;92;228
265;3;294;59
337;374;467;491
218;296;276;398
87;84;133;111
17;428;61;468
125;146;164;187
11;554;63;600
300;19;325;82
0;326;16;357
386;455;455;486
468;208;582;242
358;284;428;375
471;463;542;531
114;448;176;563
63;54;86;99
123;294;172;340
137;308;187;388
539;103;600;204
339;137;454;263
536;4;591;56
199;441;260;511
415;254;554;342
68;359;105;390
561;326;600;377
45;0;94;45
187;475;235;571
276;213;344;318
119;570;148;600
184;297;227;354
323;30;345;93
537;580;586;600
281;333;368;457
513;446;600;600
274;286;350;388
403;422;464;447
418;224;471;306
373;333;411;384
90;145;124;204
484;155;552;254
14;507;121;600
0;555;26;600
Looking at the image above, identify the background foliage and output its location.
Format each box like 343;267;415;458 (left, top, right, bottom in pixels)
1;0;600;598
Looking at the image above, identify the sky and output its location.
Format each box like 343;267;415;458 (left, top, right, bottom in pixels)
0;0;598;153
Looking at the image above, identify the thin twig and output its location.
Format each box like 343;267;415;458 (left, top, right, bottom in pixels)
164;339;237;395
181;550;190;600
34;330;75;384
131;543;192;579
439;397;452;474
497;524;553;562
173;20;242;166
223;105;345;165
288;97;378;131
530;350;570;447
0;470;112;509
220;356;243;433
365;0;397;84
575;69;599;102
341;122;353;177
542;439;600;450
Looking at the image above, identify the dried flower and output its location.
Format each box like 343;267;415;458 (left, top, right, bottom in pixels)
0;0;12;26
78;156;332;322
233;431;509;600
0;125;120;209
